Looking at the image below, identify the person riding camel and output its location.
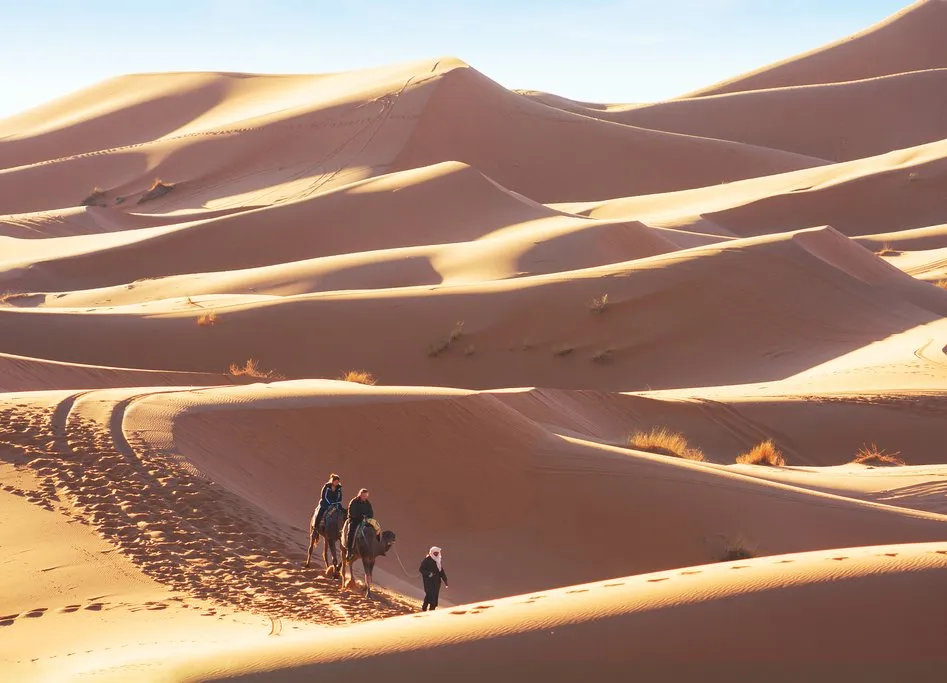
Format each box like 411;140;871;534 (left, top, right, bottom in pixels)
345;488;375;554
313;473;343;531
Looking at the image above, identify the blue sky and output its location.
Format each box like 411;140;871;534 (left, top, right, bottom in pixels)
0;1;911;119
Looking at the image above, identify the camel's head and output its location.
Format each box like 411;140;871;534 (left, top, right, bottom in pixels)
380;530;396;554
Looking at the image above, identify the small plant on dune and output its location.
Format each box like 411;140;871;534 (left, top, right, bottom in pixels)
591;348;614;364
196;312;218;327
736;440;786;467
552;344;574;357
0;291;31;305
228;359;284;381
428;321;465;357
851;444;905;467
874;242;900;257
710;534;757;563
589;293;609;314
934;279;947;290
339;370;376;385
137;178;175;205
81;186;107;206
628;427;705;462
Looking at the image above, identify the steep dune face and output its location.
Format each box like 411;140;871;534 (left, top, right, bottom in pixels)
388;66;823;202
686;0;947;96
529;69;947;162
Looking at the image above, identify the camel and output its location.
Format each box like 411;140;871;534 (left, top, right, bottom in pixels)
305;504;345;577
341;521;396;598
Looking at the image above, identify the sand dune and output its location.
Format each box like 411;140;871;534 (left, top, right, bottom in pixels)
2;227;943;391
686;0;947;96
4;3;947;681
527;68;947;162
80;543;947;682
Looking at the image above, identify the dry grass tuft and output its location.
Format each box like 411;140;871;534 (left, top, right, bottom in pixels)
552;344;574;357
137;178;175;205
428;321;465;357
851;444;905;467
228;359;284;381
81;186;107;206
934;279;947;290
628;427;705;462
0;291;31;305
339;370;376;385
196;312;218;327
874;242;901;257
712;534;757;562
589;293;609;313
736;440;786;467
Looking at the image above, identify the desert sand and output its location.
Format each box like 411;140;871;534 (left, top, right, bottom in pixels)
2;2;947;681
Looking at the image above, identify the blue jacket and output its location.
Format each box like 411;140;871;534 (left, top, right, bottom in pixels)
319;483;343;508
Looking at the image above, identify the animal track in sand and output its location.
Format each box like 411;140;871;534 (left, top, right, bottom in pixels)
680;570;701;575
0;397;414;627
565;589;588;594
646;577;670;583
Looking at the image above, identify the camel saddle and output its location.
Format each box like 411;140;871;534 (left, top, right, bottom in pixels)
342;517;382;549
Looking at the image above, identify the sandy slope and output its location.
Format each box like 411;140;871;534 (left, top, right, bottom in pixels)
4;3;947;681
526;68;947;162
686;0;947;96
80;543;947;683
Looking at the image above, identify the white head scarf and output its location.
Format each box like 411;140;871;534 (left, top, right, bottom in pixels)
429;546;442;570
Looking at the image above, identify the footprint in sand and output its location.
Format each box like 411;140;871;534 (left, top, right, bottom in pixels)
604;583;624;587
84;603;104;611
830;557;848;561
450;609;468;615
730;566;751;570
566;589;588;594
25;608;48;618
58;605;82;614
680;570;701;575
0;620;14;627
647;577;669;583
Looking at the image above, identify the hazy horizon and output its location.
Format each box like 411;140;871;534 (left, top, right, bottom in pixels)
0;0;912;120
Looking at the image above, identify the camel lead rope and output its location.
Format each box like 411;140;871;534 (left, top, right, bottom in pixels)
393;546;416;579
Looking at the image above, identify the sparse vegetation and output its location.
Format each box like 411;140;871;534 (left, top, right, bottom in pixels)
934;279;947;290
875;242;900;257
81;186;107;206
628;427;705;462
137;178;175;205
851;444;905;467
552;344;574;357
427;321;465;357
736;440;786;467
196;312;218;327
228;359;284;381
712;535;757;562
591;348;614;364
589;293;609;313
339;370;376;385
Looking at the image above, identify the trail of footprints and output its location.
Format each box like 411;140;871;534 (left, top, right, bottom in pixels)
0;398;414;626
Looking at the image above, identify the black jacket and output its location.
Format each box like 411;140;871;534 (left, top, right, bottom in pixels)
419;556;448;586
347;496;374;521
319;483;343;508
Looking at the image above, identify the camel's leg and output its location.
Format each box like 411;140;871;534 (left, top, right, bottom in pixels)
363;557;374;598
322;538;334;577
305;526;317;568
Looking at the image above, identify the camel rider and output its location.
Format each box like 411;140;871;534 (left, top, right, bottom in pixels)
313;473;343;530
346;488;375;551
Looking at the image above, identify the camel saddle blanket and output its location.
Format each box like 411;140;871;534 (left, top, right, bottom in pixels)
342;517;382;548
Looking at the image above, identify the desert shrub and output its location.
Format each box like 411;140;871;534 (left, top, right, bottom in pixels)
228;359;284;380
736;440;786;467
137;178;175;204
851;444;905;467
339;370;376;385
628;428;705;462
